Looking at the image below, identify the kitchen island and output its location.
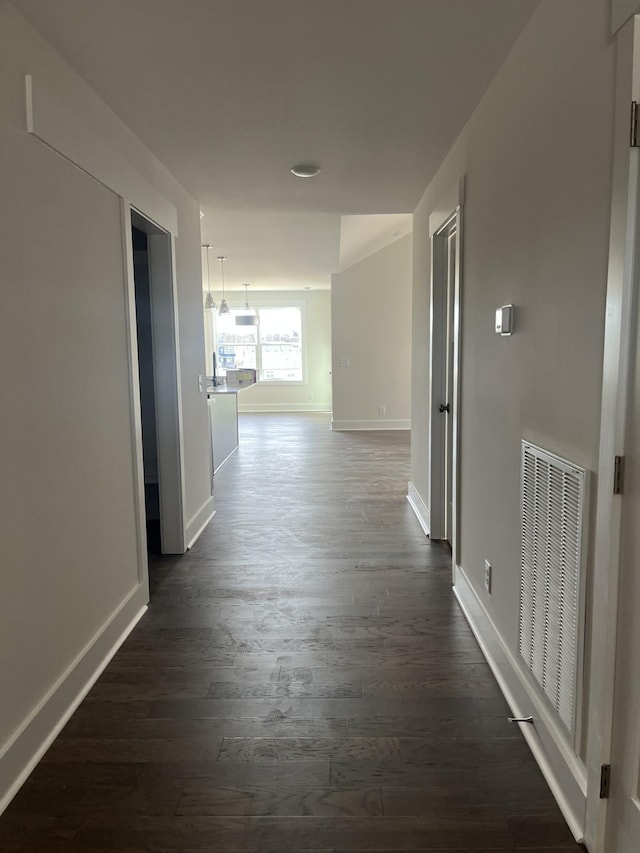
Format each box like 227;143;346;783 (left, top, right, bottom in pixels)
207;381;255;474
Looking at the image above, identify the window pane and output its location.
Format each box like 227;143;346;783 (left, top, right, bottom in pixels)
259;308;301;345
217;345;256;371
214;306;303;382
217;312;258;345
261;345;302;381
258;308;302;381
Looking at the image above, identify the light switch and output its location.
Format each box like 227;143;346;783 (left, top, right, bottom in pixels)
339;357;350;367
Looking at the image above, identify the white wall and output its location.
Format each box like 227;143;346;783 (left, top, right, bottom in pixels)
332;235;412;430
0;2;210;810
410;0;615;835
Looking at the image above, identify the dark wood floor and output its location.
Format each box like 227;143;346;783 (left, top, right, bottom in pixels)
0;414;583;852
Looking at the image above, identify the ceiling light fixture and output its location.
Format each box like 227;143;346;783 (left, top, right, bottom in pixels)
290;163;321;178
217;255;230;315
236;284;259;326
202;244;217;311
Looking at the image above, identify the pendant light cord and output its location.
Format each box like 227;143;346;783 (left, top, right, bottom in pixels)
218;256;226;298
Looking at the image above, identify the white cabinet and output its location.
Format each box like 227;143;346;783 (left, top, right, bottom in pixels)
208;392;239;474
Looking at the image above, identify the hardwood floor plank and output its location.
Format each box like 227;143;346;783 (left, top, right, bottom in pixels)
175;784;383;816
6;777;182;817
41;736;224;763
381;786;563;817
332;758;554;797
206;680;362;699
69;814;513;850
60;716;348;740
347;715;519;739
217;736;400;762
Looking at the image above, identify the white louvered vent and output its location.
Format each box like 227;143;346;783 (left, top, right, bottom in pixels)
519;441;588;739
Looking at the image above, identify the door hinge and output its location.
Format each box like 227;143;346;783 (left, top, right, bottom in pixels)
614;455;625;495
599;763;611;799
632;102;639;147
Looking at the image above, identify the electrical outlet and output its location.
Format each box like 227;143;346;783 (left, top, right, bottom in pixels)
307;392;314;401
378;405;386;415
484;559;492;593
339;357;350;367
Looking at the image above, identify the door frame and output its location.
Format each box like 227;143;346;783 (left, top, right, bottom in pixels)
427;177;464;573
585;14;640;852
122;201;187;559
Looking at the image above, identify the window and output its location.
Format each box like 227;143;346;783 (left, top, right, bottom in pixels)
216;306;303;382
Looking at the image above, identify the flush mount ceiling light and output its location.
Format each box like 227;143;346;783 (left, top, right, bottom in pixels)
217;255;230;315
290;163;321;178
202;244;217;312
236;283;259;326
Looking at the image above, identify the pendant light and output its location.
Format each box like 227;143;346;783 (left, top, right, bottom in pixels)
202;244;217;311
235;283;259;326
217;255;230;315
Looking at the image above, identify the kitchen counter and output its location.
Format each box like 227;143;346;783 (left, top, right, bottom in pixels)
207;381;255;396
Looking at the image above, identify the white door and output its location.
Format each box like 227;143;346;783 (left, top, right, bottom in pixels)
589;14;640;852
605;327;640;852
444;224;457;542
428;191;462;559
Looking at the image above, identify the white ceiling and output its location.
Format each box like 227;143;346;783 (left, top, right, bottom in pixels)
13;0;539;291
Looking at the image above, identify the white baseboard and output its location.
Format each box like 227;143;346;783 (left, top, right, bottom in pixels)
0;584;148;816
185;495;216;549
331;419;411;431
407;482;430;536
238;403;332;413
452;565;586;843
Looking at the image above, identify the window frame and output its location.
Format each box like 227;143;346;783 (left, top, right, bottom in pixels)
213;301;307;386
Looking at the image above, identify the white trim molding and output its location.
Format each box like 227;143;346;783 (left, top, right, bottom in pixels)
428;176;465;238
238;403;332;413
0;585;148;816
185;496;216;549
613;0;640;34
331;419;411;431
25;75;177;234
427;177;463;560
407;481;430;536
452;565;587;844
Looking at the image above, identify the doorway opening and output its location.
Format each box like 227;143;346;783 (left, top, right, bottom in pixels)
130;209;185;557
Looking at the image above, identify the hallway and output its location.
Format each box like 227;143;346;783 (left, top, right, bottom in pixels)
0;414;582;851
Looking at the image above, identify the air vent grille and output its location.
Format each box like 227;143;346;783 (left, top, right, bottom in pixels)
519;442;587;737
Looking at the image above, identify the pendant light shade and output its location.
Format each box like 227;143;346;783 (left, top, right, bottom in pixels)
202;244;217;312
236;283;259;326
217;256;230;315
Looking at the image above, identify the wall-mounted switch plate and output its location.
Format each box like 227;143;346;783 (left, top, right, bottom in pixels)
339;357;350;367
378;406;386;415
198;374;206;392
484;559;492;593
